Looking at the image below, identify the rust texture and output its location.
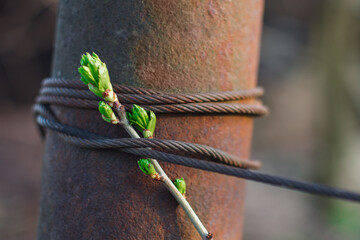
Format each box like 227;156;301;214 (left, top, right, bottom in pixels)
37;0;264;239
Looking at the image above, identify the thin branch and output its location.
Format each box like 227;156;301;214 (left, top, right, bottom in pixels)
113;102;213;240
78;52;212;239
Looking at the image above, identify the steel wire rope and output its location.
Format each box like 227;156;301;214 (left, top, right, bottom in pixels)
40;87;265;104
37;78;269;116
33;104;260;169
35;110;360;203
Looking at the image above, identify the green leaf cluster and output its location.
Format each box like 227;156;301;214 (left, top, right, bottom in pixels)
127;104;156;138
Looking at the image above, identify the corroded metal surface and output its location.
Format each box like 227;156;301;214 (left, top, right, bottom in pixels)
37;0;264;239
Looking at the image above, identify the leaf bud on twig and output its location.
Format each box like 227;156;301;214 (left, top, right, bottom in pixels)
78;52;117;103
98;101;119;124
127;104;156;138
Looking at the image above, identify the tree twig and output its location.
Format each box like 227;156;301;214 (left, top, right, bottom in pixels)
79;52;212;239
113;102;212;240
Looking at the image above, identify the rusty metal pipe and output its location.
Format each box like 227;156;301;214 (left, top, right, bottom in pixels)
37;0;264;239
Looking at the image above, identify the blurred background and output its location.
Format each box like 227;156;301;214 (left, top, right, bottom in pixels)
0;0;359;239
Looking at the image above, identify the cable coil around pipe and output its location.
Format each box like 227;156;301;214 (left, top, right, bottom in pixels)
37;78;269;116
33;78;360;203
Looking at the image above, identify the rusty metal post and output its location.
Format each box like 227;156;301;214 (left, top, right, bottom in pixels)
37;0;264;239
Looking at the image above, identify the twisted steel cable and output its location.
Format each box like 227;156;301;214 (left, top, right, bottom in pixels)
72;138;261;169
37;78;269;116
41;78;265;101
40;87;265;104
35;112;360;203
33;104;261;169
36;95;268;115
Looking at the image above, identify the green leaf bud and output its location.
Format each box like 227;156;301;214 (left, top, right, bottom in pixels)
98;101;112;117
173;177;186;195
127;105;157;138
79;52;115;102
127;105;147;131
138;159;157;177
98;101;118;124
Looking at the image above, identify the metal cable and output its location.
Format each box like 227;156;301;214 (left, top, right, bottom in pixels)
36;95;268;115
68;138;261;169
40;87;265;104
41;78;265;100
37;78;269;116
34;105;260;169
35;112;360;203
